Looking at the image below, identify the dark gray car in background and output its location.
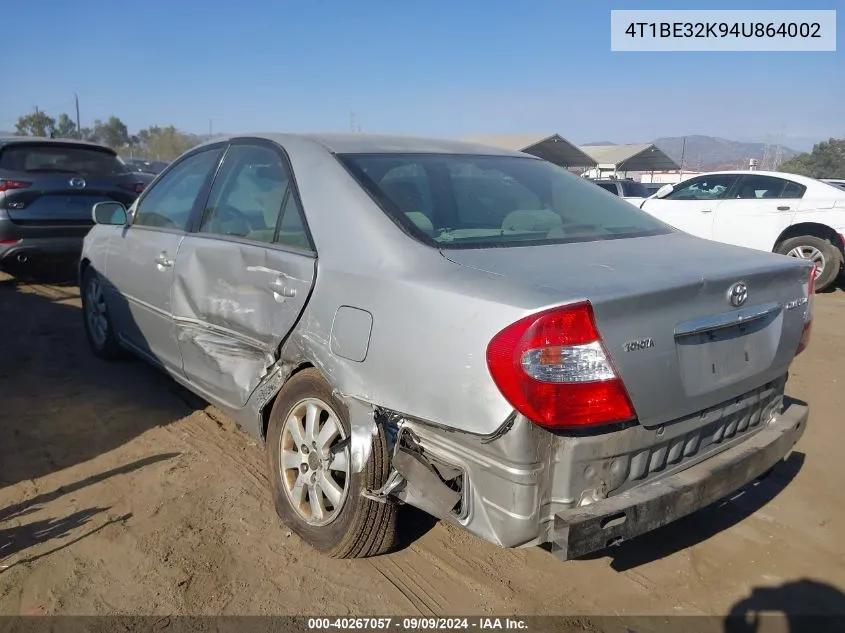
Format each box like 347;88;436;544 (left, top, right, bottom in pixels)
0;137;150;276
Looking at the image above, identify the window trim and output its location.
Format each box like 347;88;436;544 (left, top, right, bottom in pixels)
128;143;226;236
189;137;316;254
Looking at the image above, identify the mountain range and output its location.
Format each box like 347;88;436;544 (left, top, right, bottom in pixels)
585;135;800;171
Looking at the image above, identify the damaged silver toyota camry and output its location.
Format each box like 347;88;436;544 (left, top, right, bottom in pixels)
80;133;814;560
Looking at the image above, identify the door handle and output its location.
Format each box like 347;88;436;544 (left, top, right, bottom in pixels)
777;205;791;211
154;252;173;268
700;208;713;213
270;278;296;299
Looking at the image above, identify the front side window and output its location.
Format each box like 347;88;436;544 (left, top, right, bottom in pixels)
133;148;222;231
199;144;310;248
338;153;670;249
665;175;738;202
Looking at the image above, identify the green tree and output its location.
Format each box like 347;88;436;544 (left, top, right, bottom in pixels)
91;116;130;149
136;125;200;160
53;113;78;139
15;109;56;137
779;138;845;179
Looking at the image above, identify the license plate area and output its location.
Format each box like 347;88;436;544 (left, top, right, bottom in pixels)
676;312;781;397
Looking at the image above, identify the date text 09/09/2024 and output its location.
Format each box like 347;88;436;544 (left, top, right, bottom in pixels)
307;618;528;630
624;21;822;39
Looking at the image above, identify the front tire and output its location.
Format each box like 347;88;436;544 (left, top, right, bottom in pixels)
776;235;842;292
266;368;397;558
81;267;124;360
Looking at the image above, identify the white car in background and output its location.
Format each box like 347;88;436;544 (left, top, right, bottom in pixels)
640;171;845;291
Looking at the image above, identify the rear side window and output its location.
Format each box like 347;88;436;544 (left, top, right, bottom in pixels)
338;153;670;249
199;143;311;249
733;174;806;200
0;143;126;175
621;181;651;197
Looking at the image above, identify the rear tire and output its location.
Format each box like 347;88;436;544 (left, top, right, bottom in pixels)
775;235;842;292
266;368;397;558
81;267;125;360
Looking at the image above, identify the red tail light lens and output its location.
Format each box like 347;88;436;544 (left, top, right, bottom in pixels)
119;182;147;194
796;265;816;355
0;179;31;193
486;302;636;429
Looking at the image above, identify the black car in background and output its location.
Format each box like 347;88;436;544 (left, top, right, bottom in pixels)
0;137;150;276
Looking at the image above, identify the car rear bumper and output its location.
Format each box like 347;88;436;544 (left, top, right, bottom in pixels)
549;399;808;561
0;235;85;268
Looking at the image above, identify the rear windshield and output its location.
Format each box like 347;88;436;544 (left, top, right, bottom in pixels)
0;143;127;176
337;153;671;249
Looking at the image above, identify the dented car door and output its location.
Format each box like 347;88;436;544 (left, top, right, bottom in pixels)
170;140;316;409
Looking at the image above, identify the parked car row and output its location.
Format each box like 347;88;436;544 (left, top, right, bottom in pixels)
76;132;813;562
587;171;845;292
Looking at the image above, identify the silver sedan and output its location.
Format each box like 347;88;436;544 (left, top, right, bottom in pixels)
81;133;814;560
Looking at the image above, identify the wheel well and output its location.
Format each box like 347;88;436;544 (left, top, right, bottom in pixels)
774;223;843;252
260;361;315;440
78;257;91;284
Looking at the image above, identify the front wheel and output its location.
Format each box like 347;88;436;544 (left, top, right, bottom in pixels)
80;267;125;360
266;368;397;558
776;235;842;292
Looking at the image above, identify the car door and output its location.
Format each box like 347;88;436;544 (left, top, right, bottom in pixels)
711;174;806;252
171;139;316;409
639;174;739;239
104;145;224;374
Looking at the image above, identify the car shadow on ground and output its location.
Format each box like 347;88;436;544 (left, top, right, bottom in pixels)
723;579;845;631
0;454;177;571
0;276;201;488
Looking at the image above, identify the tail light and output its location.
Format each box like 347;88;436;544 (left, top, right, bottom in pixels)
486;301;636;429
0;179;31;193
119;182;147;194
796;264;816;356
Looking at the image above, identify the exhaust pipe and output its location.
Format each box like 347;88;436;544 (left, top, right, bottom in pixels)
16;253;28;264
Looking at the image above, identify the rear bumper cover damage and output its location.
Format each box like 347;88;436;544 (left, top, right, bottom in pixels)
550;399;808;561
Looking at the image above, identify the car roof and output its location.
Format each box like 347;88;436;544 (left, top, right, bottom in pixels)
692;169;821;186
200;132;536;157
0;136;115;151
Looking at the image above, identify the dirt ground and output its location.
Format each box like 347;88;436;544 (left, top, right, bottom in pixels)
1;273;845;621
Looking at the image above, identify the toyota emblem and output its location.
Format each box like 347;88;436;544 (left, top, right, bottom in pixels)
728;282;748;307
69;177;86;189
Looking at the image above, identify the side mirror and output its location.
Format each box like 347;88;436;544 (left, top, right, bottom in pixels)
655;184;674;199
92;201;128;226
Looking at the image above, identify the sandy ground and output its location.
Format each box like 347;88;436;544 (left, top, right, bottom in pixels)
1;273;845;622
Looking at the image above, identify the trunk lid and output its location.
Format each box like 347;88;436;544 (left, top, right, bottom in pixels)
1;171;140;225
441;231;812;429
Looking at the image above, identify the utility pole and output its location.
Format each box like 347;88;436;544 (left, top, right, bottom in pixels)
679;136;686;178
74;93;81;138
209;119;213;139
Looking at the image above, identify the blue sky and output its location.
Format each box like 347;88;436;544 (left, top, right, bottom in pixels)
3;0;842;150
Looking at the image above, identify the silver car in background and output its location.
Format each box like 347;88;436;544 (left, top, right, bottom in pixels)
80;133;814;560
